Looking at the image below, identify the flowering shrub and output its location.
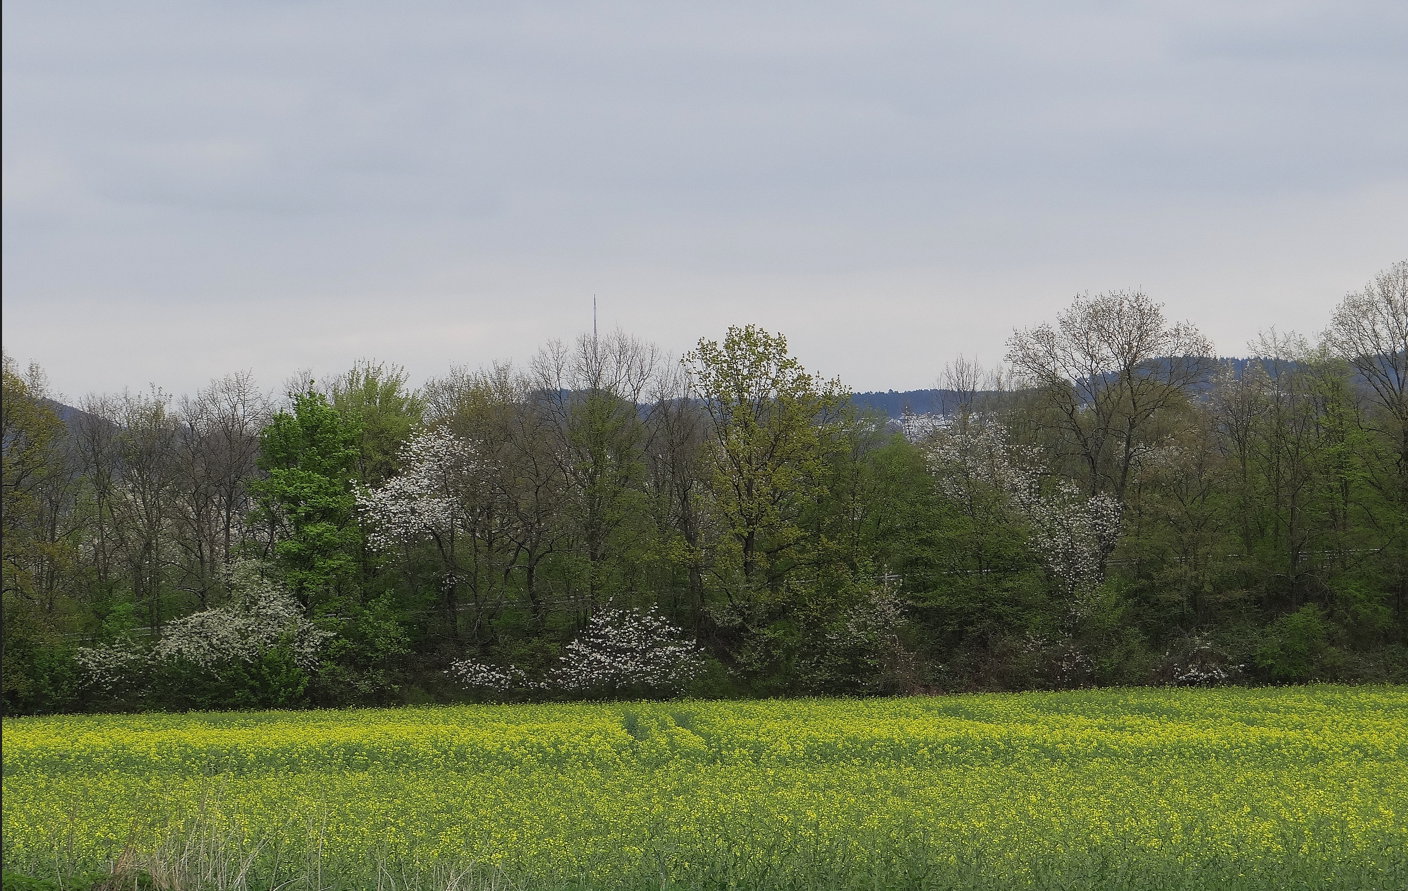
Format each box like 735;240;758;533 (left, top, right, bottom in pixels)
73;641;147;693
446;659;542;693
811;587;917;694
446;607;704;698
552;608;705;695
837;587;907;649
76;562;330;693
154;562;330;671
1161;634;1241;686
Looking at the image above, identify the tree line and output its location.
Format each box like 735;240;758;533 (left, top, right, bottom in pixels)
3;260;1405;713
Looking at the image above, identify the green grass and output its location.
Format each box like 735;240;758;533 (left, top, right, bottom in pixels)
4;685;1406;890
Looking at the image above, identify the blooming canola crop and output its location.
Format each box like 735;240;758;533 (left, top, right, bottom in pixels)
3;685;1406;889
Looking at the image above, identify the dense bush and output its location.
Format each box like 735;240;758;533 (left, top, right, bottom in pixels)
1256;605;1344;683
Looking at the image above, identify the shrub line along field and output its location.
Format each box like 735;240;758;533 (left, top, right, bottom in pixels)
3;685;1406;890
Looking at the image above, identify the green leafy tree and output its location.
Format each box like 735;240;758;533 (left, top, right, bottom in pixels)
2;355;67;606
328;359;425;487
326;360;426;655
682;325;851;599
681;326;871;691
249;390;362;611
2;355;82;713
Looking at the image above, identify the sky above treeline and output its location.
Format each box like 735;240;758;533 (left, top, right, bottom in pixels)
3;1;1406;402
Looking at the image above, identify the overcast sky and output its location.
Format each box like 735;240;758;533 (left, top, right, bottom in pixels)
4;1;1406;401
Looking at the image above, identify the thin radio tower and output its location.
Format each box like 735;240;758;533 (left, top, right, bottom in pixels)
591;295;600;377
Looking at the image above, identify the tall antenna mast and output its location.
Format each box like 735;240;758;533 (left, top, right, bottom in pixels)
593;294;598;343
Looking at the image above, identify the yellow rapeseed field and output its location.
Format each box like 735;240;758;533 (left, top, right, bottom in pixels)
3;685;1406;890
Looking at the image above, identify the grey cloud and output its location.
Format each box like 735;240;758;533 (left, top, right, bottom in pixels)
3;1;1406;397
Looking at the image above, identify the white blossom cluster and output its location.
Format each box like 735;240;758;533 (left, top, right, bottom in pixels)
446;659;542;693
74;641;147;691
1165;635;1239;686
1016;483;1122;607
154;562;331;670
925;417;1036;511
76;562;330;689
551;607;705;694
820;587;915;691
836;587;907;647
1174;663;1231;685
356;428;479;551
446;607;704;697
927;418;1122;610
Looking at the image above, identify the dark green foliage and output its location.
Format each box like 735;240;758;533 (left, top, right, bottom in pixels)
1;873;62;891
311;594;412;704
0;633;82;715
147;644;312;711
1256;605;1343;683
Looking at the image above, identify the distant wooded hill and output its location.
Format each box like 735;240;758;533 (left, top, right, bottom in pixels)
851;357;1264;420
39;358;1278;427
848;390;970;419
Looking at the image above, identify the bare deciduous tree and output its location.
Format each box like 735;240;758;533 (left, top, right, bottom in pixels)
106;387;180;631
1323;259;1408;617
530;330;663;611
1323;259;1408;483
172;372;271;608
1006;291;1212;502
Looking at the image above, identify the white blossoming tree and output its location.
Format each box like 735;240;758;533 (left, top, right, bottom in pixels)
926;417;1121;619
151;560;331;671
356;427;478;552
551;607;705;695
1014;482;1122;612
356;427;489;638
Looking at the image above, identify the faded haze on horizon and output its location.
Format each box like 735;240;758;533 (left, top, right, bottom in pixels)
3;1;1406;402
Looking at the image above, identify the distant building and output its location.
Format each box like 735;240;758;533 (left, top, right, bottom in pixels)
897;410;950;441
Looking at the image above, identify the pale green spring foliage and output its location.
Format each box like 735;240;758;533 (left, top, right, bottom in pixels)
3;686;1406;890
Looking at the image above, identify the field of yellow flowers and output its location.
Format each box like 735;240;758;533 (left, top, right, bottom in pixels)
3;685;1406;890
